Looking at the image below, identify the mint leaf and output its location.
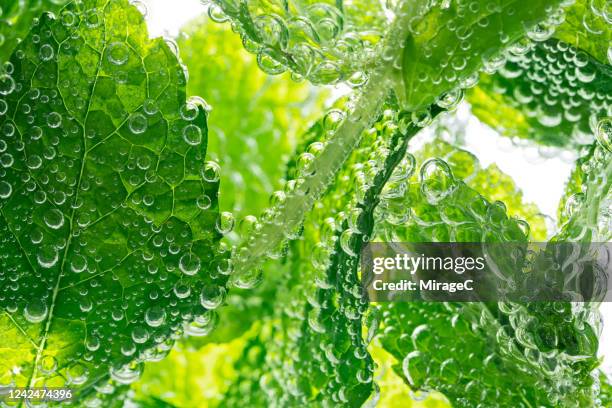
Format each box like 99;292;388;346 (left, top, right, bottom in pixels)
0;0;69;62
469;39;611;147
375;143;600;406
399;0;565;110
554;0;611;64
0;0;224;400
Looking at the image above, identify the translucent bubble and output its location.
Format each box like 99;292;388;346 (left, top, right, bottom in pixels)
200;161;221;183
39;44;55;61
108;42;129;65
200;285;226;309
47;112;62;128
173;282;191;298
0;99;7;115
420;159;456;205
179;252;201;275
129;113;148;134
70;254;88;273
143;98;159;115
85;336;100;352
131;326;149;344
0;74;15;95
37;245;59;268
216;211;235;234
595;117;611;152
402;351;428;389
145;306;166;327
44;208;65;229
110;362;143;385
67;363;89;385
24;299;48;323
0;180;12;199
39;355;58;375
196;194;212;210
182;124;202;146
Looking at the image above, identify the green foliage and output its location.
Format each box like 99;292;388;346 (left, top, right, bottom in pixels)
398;0;564;110
469;39;611;147
0;0;224;401
0;0;69;63
375;143;601;407
468;0;611;147
0;0;610;407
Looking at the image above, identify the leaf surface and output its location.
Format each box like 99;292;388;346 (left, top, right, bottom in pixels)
399;0;564;110
0;0;224;400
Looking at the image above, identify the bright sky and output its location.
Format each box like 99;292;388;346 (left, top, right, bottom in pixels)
141;0;611;375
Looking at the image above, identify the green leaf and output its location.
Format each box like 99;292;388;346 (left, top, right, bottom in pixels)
0;0;225;401
555;140;611;242
0;0;69;62
375;143;600;407
468;38;611;147
553;0;611;64
398;0;565;110
208;0;388;84
411;138;547;240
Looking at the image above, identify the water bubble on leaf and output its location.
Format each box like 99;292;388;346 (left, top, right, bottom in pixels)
216;211;235;234
85;336;100;352
182;124;202;146
179;252;201;275
108;42;129;65
131;326;149;344
70;254;88;273
37;245;59;268
411;109;433;127
196;194;212;210
340;229;357;257
129;113;148;134
420;159;456;205
173;282;191;299
39;44;54;61
24;299;48;323
0;181;12;199
145;306;166;328
200;285;226;309
184;311;219;336
47;112;62;128
595;117;611;152
200;161;221;183
0;99;7;115
402;351;428;389
0;74;15;95
109;362;143;385
130;0;148;17
44;208;65;229
39;355;58;375
143;98;159;115
232;267;263;289
67;363;89;385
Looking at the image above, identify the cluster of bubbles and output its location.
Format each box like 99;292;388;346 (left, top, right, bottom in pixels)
235;107;411;406
371;144;602;406
204;0;392;85
476;37;611;147
560;119;612;242
0;0;234;403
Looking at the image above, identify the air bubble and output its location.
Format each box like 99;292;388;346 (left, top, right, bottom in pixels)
24;300;48;323
129;113;148;134
108;42;129;65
